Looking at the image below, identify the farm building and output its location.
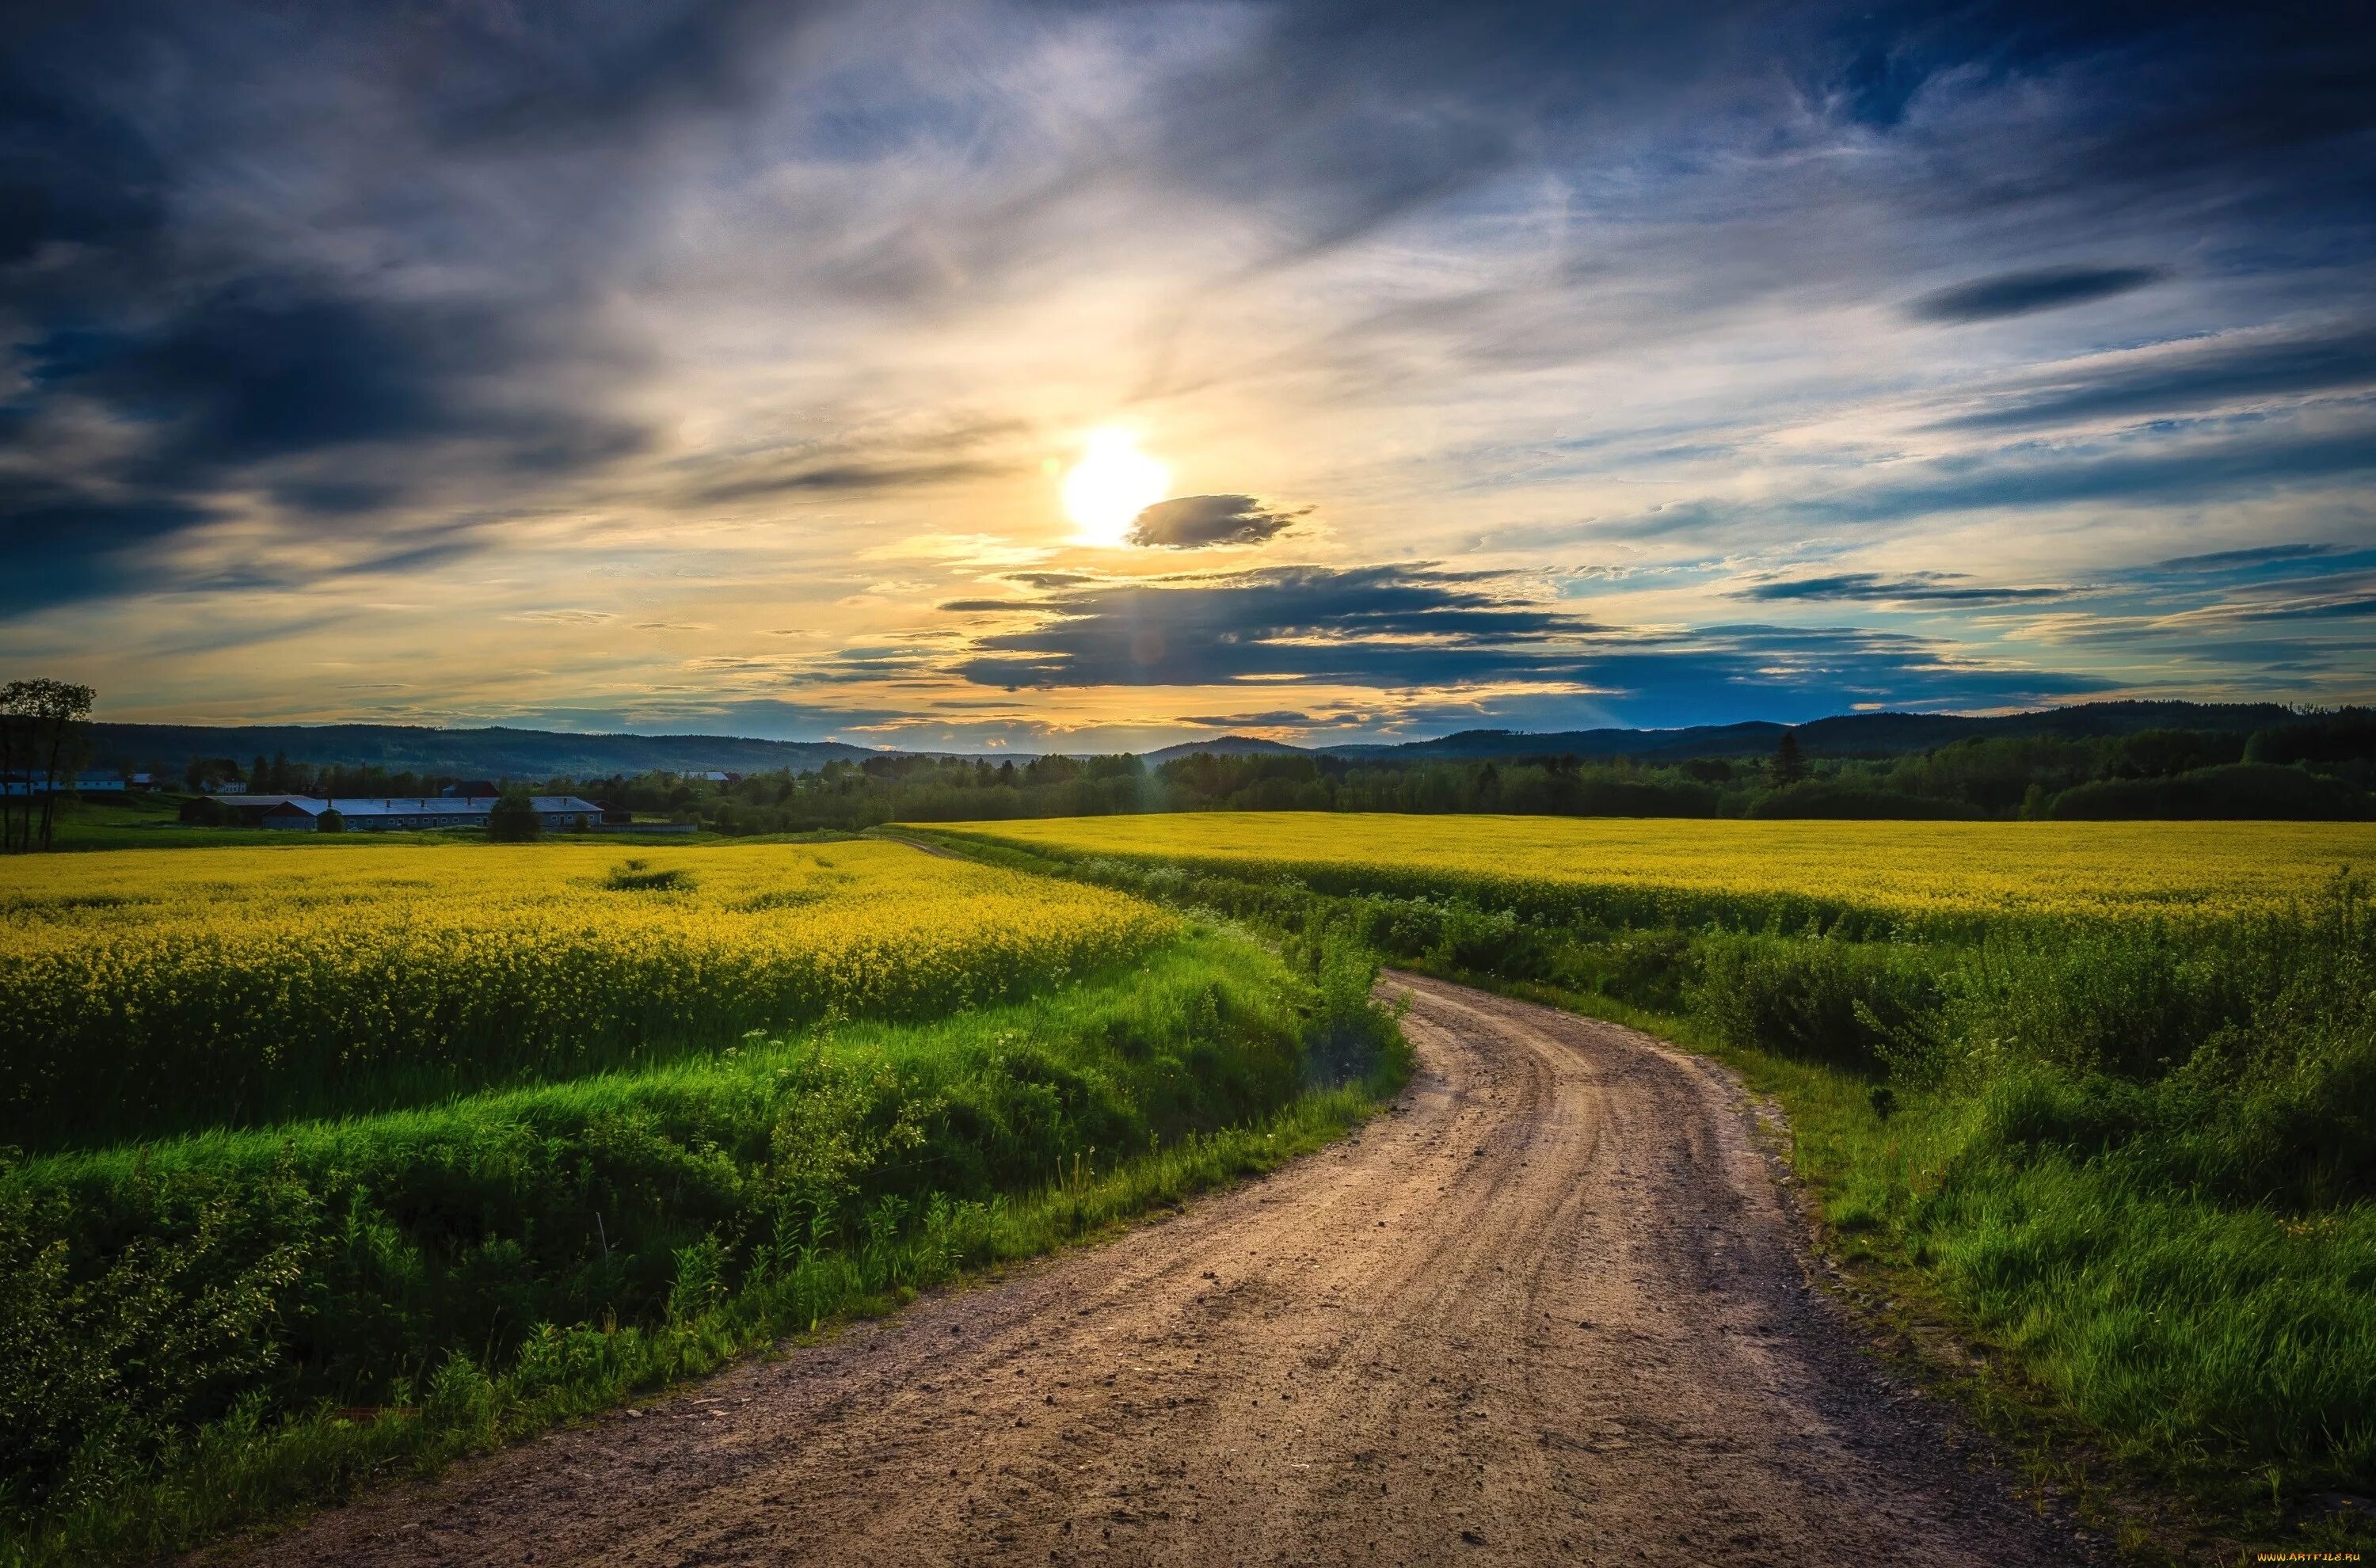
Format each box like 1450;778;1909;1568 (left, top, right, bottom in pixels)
1;770;137;795
255;796;604;831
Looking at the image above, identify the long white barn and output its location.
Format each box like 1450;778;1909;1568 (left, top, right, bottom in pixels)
257;796;603;831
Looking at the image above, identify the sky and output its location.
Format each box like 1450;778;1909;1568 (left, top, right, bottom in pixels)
3;0;2372;751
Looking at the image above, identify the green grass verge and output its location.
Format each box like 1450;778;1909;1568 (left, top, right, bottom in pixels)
6;1088;1380;1567
1406;966;2368;1565
900;828;2375;1565
0;925;1407;1565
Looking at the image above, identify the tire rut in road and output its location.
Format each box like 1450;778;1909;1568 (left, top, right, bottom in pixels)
223;971;2081;1567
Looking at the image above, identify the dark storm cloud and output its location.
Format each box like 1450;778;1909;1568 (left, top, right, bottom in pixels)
0;2;709;615
1929;328;2376;432
953;563;1582;687
1731;572;2069;604
1906;266;2168;324
21;279;640;478
2;274;645;611
0;482;217;612
1128;495;1304;549
946;562;2110;717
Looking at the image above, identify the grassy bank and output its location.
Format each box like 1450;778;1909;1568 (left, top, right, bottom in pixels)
914;820;2375;1555
0;921;1407;1564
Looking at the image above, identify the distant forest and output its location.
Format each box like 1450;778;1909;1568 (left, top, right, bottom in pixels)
565;708;2376;831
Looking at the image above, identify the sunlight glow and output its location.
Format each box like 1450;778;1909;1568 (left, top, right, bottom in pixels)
1062;429;1169;546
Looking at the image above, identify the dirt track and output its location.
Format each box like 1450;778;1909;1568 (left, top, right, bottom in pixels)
234;972;2081;1566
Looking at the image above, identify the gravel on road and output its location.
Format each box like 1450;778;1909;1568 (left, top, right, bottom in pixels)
225;971;2081;1567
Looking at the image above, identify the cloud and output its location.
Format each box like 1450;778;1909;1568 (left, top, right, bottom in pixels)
1731;572;2069;603
2;272;645;614
1928;327;2376;432
1906;266;2168;323
955;563;1583;688
1583;424;2376;546
2152;542;2344;573
1128;495;1305;549
1003;572;1100;589
1178;710;1312;727
944;560;2111;721
0;484;219;612
691;458;1019;504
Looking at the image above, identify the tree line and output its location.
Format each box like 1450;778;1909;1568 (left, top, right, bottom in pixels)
43;695;2376;846
572;711;2376;834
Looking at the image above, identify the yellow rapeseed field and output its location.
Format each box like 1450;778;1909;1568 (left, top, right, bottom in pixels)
925;813;2376;927
1;838;1174;1140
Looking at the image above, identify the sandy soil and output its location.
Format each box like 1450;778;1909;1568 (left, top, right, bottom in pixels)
230;972;2082;1566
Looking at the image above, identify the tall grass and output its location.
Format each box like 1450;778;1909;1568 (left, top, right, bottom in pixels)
0;927;1407;1562
927;823;2376;1524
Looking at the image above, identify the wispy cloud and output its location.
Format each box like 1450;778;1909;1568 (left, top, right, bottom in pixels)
1905;266;2169;325
1729;572;2070;604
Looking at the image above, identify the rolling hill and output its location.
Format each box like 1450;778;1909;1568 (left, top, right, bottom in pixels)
90;723;884;781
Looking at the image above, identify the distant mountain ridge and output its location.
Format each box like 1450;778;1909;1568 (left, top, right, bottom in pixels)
87;701;2324;780
1140;736;1309;763
1266;702;2308;763
89;722;882;779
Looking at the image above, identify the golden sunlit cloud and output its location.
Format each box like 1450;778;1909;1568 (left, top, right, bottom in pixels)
1061;428;1170;546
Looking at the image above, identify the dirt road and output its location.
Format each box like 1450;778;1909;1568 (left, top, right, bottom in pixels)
237;972;2080;1566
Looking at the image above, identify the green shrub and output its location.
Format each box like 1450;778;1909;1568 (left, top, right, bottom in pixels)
2050;763;2370;820
603;858;693;892
1686;929;1939;1071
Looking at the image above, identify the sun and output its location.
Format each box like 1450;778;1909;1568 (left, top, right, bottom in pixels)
1061;428;1169;546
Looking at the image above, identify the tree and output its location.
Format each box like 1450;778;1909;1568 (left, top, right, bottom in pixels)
318;808;347;834
1;679;95;852
0;681;28;854
1770;729;1807;787
487;791;542;842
